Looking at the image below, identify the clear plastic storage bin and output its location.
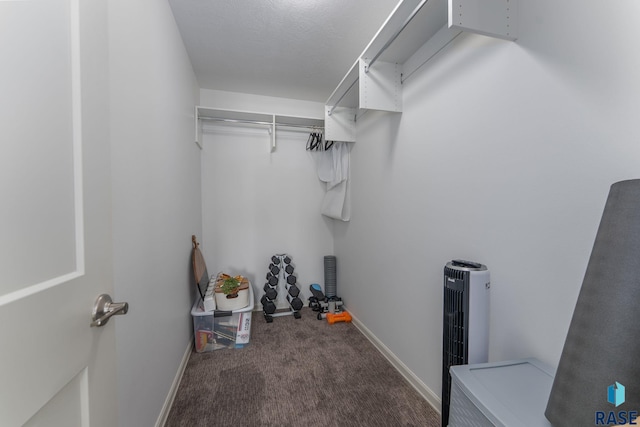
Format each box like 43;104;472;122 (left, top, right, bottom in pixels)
191;285;254;352
449;358;555;427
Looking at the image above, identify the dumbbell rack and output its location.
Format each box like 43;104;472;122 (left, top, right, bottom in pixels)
261;254;303;322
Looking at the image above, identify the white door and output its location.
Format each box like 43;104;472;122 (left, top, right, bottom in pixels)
0;1;118;426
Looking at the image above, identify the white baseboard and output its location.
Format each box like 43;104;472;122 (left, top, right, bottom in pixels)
155;340;193;427
350;313;441;414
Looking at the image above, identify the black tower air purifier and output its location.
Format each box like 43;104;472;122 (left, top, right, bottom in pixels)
442;260;490;427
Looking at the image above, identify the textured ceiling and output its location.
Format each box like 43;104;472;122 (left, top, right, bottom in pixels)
168;0;400;102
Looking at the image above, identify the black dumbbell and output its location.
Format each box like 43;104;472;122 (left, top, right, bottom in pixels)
284;264;294;274
262;285;277;300
266;288;278;300
271;255;280;264
261;295;276;314
269;264;280;276
264;300;276;314
283;255;292;264
266;273;278;286
286;275;297;285
287;284;300;297
287;295;303;311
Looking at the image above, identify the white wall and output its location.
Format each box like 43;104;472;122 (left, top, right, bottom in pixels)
109;1;201;426
200;89;324;118
334;0;640;402
199;90;333;307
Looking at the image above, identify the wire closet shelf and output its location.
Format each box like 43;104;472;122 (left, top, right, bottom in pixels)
195;106;325;151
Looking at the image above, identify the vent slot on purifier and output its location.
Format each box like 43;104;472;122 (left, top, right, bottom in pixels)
442;260;490;427
444;274;469;369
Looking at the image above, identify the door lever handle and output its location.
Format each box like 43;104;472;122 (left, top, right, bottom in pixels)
91;294;129;327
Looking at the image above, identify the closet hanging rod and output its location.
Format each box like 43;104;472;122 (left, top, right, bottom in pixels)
327;78;359;117
200;117;273;126
199;116;323;130
327;0;428;115
364;0;427;73
277;123;324;130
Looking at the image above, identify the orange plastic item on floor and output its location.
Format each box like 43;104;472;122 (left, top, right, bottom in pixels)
326;311;352;324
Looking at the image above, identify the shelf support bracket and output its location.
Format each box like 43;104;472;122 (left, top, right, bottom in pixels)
325;106;356;142
194;106;203;149
269;115;276;153
448;0;517;41
359;59;402;113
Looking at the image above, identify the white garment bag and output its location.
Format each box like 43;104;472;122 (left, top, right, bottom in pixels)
312;141;351;221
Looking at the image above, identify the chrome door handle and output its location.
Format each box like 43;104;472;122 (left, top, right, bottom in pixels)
91;294;129;327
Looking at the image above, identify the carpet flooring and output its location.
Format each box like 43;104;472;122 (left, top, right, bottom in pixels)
166;308;440;427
